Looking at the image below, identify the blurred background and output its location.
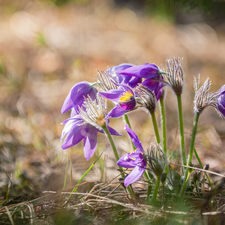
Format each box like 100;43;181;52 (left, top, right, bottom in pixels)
1;0;225;198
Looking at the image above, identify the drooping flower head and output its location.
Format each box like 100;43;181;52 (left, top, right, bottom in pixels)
135;84;157;113
146;143;166;178
61;94;121;161
193;76;225;118
165;57;184;95
61;81;98;117
117;125;146;187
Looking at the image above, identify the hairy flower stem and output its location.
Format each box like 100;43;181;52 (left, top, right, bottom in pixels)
151;176;160;204
102;124;135;198
176;94;186;170
150;112;161;144
179;113;200;199
159;98;168;173
102;124;121;170
123;114;136;151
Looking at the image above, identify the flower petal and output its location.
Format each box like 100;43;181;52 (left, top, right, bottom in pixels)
118;63;159;79
117;152;143;168
107;125;122;136
61;124;84;150
99;89;125;102
83;126;98;161
105;104;126;119
61;81;97;113
124;164;146;187
124;124;144;152
142;77;164;101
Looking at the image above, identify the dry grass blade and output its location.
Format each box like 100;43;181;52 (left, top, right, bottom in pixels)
5;206;15;225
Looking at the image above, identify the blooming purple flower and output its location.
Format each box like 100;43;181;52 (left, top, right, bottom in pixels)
217;85;225;116
117;63;160;79
116;63;165;100
61;95;121;161
61;81;98;116
99;84;137;119
117;125;146;187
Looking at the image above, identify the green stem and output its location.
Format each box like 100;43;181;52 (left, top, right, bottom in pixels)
102;125;122;171
159;98;167;154
176;94;186;168
179;113;200;199
194;148;212;186
69;149;73;186
159;98;168;174
151;176;160;204
67;150;104;202
63;149;70;190
150;112;161;144
123;114;136;151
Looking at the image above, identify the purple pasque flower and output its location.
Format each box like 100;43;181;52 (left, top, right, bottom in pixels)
116;63;165;100
117;125;146;187
61;94;121;161
61;81;98;116
117;63;160;79
107;63;142;88
99;84;137;119
217;85;225;116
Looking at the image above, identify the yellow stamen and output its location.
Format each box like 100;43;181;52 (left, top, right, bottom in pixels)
119;91;134;102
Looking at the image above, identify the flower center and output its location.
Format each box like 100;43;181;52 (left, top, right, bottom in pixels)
119;91;134;102
95;115;106;127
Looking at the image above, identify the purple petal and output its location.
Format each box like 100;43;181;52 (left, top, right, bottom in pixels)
117;152;144;168
61;124;84;150
217;85;225;115
118;63;159;79
107;125;122;136
83;126;98;161
107;63;134;73
124;124;144;152
99;89;125;102
119;97;136;110
124;163;146;187
128;76;142;88
61;81;97;113
105;104;126;119
142;76;164;101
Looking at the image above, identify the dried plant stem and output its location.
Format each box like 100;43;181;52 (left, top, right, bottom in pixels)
150;112;161;144
151;176;160;204
176;94;186;169
159;98;168;173
179;113;200;199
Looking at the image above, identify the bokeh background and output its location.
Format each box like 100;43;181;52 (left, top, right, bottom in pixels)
1;0;225;197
